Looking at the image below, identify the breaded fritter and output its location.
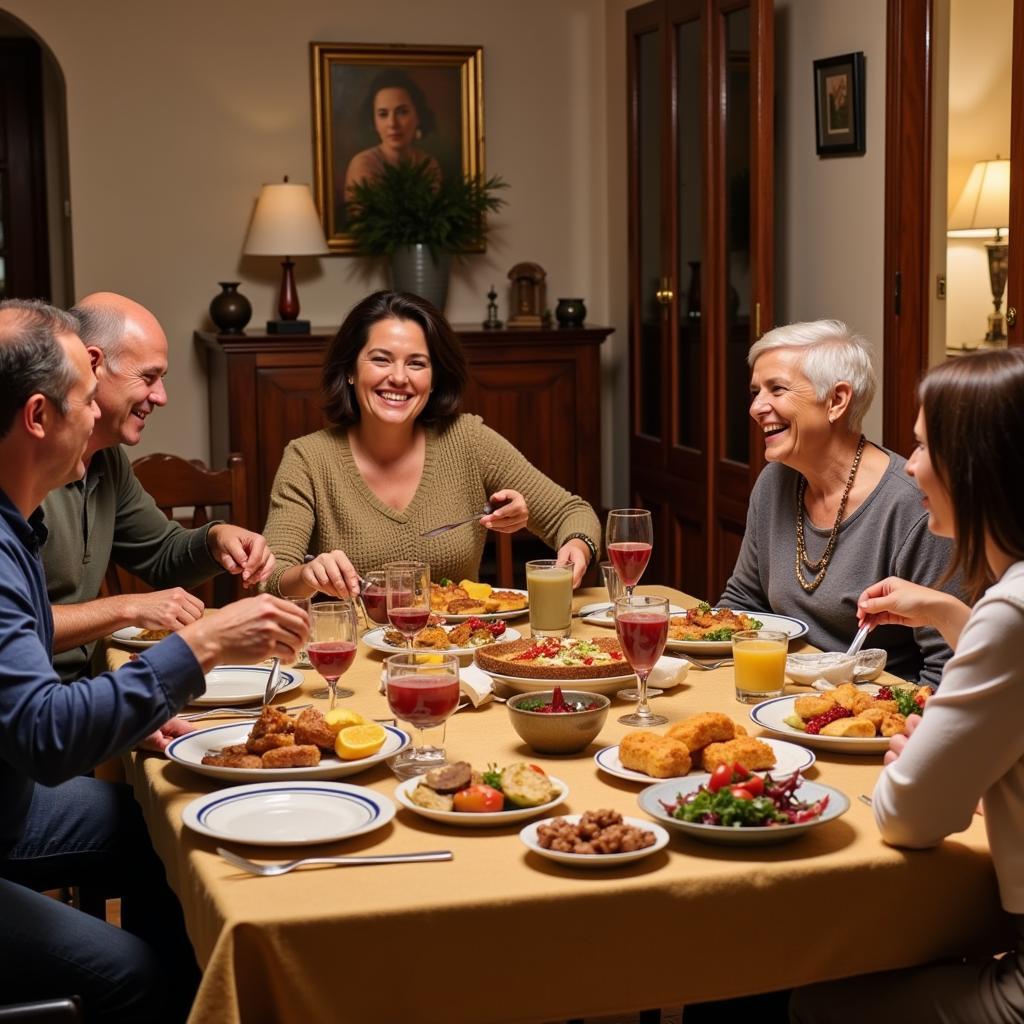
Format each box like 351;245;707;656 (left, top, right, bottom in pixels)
294;707;336;750
794;694;836;719
831;683;863;711
247;732;298;755
820;717;876;737
701;736;777;773
261;744;321;768
201;751;262;769
619;732;691;778
249;706;294;738
850;692;877;715
856;706;886;729
667;712;738;751
447;598;488;615
880;713;908;737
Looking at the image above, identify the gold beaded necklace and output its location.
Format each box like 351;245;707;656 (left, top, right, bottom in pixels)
794;434;867;593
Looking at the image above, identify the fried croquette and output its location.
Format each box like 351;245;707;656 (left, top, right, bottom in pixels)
793;694;837;719
880;712;908;737
246;732;298;755
249;706;294;738
831;684;864;711
619;731;691;778
413;626;451;649
702;736;777;773
293;707;337;750
261;744;321;768
856;706;886;728
667;712;738;751
820;717;877;737
200;752;262;769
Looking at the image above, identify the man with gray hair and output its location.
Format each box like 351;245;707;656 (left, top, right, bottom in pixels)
0;298;307;1019
42;291;275;685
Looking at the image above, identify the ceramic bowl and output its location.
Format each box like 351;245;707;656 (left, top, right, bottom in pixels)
506;691;610;754
785;652;857;686
853;648;887;681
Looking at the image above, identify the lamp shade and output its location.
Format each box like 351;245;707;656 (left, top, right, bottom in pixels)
948;158;1011;236
243;182;329;256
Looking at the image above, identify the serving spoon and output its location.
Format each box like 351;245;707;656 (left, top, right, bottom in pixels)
420;502;494;539
845;624;871;659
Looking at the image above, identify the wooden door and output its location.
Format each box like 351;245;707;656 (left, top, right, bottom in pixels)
627;0;773;600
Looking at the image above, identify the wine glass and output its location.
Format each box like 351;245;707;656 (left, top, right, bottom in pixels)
385;652;460;779
307;600;359;709
606;509;654;598
385;562;431;648
614;595;669;727
360;570;389;628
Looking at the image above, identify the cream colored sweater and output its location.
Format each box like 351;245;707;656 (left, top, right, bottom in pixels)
263;414;600;593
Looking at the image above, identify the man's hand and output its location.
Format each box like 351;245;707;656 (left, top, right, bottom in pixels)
130;588;204;630
178;594;309;671
208;524;275;587
136;715;195;753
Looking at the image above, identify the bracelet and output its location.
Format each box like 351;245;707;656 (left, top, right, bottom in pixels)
563;532;597;565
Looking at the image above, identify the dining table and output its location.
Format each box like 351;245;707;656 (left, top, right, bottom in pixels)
108;586;1006;1024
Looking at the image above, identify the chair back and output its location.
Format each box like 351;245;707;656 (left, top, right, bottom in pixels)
104;453;248;607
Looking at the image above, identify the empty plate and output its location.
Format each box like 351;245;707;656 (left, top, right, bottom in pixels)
190;665;303;706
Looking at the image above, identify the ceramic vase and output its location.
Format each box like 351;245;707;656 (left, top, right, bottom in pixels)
555;298;586;328
390;244;451;312
209;282;252;334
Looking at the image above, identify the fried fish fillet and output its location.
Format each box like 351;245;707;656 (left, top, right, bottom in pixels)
619;731;691;778
667;712;738;751
485;590;528;612
201;751;262;769
261;744;321;768
447;598;488;615
701;736;777;773
294;707;336;750
820;717;876;737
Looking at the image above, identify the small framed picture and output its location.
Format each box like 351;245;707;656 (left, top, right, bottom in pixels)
813;52;865;156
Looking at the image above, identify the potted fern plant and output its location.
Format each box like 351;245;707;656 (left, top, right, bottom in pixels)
346;159;508;310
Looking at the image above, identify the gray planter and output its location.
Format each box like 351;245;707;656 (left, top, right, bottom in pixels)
390;244;452;311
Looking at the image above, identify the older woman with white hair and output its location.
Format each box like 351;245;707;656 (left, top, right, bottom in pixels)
718;319;957;686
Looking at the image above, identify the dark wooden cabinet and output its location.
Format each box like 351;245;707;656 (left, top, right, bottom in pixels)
200;325;612;534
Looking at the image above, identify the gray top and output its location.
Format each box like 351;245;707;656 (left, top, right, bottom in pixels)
41;445;221;681
718;447;957;687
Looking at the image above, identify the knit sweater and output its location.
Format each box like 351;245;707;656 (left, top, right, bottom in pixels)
262;414;601;593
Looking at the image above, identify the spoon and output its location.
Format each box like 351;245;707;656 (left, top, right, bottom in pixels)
420;502;495;538
845;624;871;659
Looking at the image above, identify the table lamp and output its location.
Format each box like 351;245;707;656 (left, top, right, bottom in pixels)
243;177;329;334
947;157;1011;344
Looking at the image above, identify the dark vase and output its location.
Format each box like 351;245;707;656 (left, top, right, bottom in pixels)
555;297;586;328
209;282;252;334
686;262;701;320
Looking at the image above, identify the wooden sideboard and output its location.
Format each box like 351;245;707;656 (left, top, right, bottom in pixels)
199;325;613;534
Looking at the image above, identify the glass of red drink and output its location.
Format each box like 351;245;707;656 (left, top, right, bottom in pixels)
385;562;430;648
606;509;654;598
361;571;389;627
308;600;359;709
385;652;460;779
614;595;669;727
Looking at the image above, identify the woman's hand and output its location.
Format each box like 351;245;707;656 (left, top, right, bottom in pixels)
298;551;362;599
556;540;591;588
883;712;922;766
857;576;970;649
481;490;529;534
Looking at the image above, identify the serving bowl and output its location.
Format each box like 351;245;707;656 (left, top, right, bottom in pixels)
506;690;610;754
785;652;857;685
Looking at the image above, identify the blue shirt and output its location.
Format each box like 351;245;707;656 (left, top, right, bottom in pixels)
0;487;205;854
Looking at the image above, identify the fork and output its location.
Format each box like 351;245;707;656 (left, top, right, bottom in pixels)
181;703;312;722
217;846;453;876
666;652;734;671
420;502;494;538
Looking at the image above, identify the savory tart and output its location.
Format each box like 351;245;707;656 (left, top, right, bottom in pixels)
475;636;629;680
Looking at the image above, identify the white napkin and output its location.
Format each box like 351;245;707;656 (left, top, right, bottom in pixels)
649;655;689;690
378;665;495;708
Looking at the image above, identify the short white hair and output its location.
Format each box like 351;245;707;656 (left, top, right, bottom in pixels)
748;319;876;432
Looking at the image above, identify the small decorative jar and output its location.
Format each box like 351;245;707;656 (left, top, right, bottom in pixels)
555;297;586;328
209;282;252;334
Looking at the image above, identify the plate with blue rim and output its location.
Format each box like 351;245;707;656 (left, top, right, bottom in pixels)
667;610;809;655
190;665;303;706
167;722;410;782
182;781;395;846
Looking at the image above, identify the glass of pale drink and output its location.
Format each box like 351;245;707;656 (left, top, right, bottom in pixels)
731;629;789;704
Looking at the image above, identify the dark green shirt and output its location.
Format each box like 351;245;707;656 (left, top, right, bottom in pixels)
41;445;221;680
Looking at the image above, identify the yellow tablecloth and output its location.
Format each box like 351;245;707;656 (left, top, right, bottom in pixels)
110;588;1005;1024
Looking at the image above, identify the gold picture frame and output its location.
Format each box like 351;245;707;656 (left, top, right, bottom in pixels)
310;42;485;255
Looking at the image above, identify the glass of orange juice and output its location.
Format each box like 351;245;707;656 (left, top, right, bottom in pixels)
731;629;789;703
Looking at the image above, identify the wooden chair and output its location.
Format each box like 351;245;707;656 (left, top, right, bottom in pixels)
104;453;249;607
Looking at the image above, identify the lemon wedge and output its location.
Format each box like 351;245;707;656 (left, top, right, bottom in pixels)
324;707;366;734
460;579;492;600
415;653;445;665
335;723;387;760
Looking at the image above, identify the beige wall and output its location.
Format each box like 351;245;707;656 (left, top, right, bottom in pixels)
5;0;614;478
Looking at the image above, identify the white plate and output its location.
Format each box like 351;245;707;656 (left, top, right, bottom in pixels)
393;775;568;828
111;626;172;648
434;588;530;623
580;603;688;627
362;625;522;658
594;737;815;785
182;781;395;846
190;666;303;706
749;689;891;753
519;815;670;867
167;722;410;782
479;653;686;697
666;610;810;655
638;775;849;845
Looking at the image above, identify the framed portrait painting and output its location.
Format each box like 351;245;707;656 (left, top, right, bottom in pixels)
310;42;485;253
813;52;865;156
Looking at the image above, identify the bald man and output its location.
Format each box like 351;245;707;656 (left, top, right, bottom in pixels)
42;293;275;683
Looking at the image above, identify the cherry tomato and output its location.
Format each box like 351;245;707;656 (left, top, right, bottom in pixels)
453;784;504;813
729;786;754;801
731;761;751;781
709;763;733;793
741;774;765;797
